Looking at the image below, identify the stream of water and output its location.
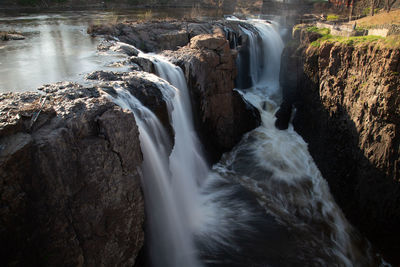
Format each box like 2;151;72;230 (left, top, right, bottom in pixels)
0;9;221;93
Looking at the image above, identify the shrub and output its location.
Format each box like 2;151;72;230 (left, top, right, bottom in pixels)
326;14;339;21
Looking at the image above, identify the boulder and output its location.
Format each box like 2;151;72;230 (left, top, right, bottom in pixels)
274;100;293;130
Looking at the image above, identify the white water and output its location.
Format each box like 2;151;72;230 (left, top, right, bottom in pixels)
148;55;210;266
109;74;203;267
110;53;208;266
222;19;372;265
106;18;375;266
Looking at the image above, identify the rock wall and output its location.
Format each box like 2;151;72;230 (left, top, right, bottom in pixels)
88;21;214;53
0;83;144;266
164;30;261;162
283;30;400;263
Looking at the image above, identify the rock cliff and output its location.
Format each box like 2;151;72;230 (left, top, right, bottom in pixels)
283;29;400;263
0;82;144;266
164;30;261;162
88;20;215;52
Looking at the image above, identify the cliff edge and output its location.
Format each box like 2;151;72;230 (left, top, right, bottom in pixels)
0;82;144;266
282;26;400;263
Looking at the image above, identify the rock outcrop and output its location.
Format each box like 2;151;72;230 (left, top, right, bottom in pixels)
164;30;261;161
283;29;400;264
88;20;215;53
86;70;174;144
0;31;25;41
0;82;144;266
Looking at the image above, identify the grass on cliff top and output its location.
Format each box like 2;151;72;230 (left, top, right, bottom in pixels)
326;14;340;21
306;26;330;35
307;26;400;48
310;34;383;47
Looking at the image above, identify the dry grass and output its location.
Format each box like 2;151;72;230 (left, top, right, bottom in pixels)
355;9;400;27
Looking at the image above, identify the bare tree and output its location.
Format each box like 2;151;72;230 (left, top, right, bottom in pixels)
370;0;381;16
385;0;397;12
348;0;355;21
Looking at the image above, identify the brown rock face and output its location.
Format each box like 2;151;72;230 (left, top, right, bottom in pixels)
164;32;261;162
285;33;400;264
88;21;214;53
0;83;144;266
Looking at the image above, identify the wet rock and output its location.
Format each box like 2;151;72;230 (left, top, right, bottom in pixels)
164;32;260;162
123;72;174;141
86;70;123;81
0;31;25;41
6;33;25;40
110;41;140;56
221;21;262;89
129;56;155;73
0;84;144;266
274;100;293;130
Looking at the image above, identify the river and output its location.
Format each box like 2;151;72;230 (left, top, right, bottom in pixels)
0;8;222;93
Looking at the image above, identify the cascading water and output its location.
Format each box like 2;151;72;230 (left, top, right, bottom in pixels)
212;19;375;265
105;18;377;267
109;72;204;267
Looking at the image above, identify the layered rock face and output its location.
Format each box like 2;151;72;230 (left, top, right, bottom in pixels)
164;31;261;161
283;31;400;263
88;20;215;52
0;83;144;266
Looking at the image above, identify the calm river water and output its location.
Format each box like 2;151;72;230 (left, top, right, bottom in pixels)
0;8;221;93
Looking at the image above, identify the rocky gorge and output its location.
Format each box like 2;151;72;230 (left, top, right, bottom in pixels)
1;16;400;266
281;26;400;264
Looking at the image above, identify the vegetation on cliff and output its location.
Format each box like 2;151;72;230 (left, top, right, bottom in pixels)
302;24;400;48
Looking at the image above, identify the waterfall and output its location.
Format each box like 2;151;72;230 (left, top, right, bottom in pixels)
221;19;374;265
109;70;205;267
105;18;375;267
